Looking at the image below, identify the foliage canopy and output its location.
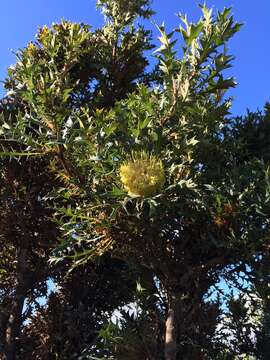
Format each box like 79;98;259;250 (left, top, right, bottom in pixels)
1;1;270;359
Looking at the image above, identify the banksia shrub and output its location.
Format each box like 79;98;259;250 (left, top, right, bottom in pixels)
119;152;165;197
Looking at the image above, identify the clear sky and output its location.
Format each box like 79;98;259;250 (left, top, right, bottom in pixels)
0;0;269;115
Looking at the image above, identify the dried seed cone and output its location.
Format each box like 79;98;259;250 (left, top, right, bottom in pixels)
120;152;165;197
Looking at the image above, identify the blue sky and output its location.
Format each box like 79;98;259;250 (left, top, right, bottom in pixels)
0;0;269;115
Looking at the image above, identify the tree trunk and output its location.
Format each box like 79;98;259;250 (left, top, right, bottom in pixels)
0;308;9;355
164;294;178;360
4;291;26;360
3;248;28;360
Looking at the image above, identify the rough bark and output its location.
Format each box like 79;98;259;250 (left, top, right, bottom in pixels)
3;248;28;360
0;309;9;355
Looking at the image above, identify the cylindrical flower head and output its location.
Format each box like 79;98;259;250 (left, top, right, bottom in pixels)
120;152;165;197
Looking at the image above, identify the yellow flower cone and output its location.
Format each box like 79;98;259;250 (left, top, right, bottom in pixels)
27;42;36;55
120;152;165;197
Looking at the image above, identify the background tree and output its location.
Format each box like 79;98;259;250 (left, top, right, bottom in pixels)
218;104;270;359
0;144;59;358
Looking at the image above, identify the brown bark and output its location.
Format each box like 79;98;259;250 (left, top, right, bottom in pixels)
3;248;28;360
164;294;178;360
0;309;9;355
